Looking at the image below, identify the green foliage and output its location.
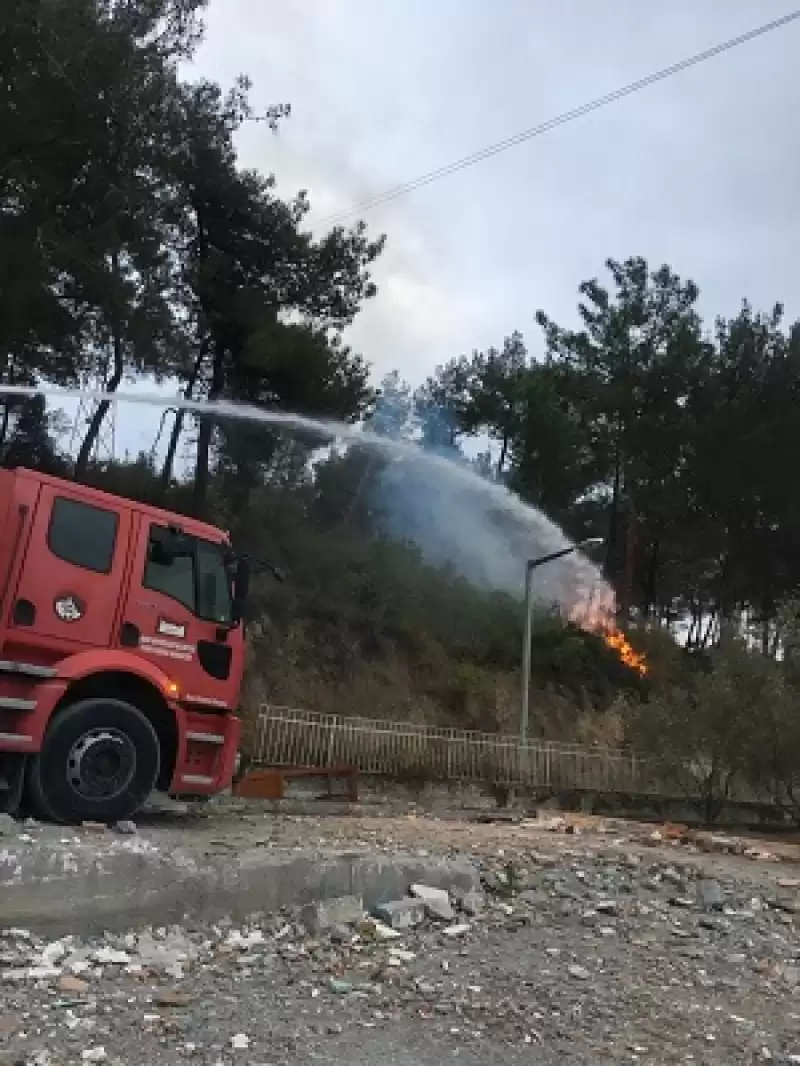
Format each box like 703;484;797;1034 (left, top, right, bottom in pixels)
1;1;383;504
624;636;800;824
420;256;800;639
1;0;206;470
1;395;67;475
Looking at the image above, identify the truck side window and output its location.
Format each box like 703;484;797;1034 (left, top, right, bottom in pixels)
196;540;233;625
143;527;195;612
47;496;119;574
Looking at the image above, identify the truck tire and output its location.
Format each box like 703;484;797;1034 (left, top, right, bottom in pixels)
25;698;160;825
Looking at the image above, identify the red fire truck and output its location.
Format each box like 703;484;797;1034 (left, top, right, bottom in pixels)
0;467;250;824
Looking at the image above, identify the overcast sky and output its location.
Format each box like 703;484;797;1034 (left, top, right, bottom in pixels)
95;0;800;456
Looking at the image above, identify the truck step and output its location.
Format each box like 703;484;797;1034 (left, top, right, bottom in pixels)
0;696;36;711
0;659;55;679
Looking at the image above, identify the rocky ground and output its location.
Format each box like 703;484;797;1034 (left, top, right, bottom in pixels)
2;808;800;1065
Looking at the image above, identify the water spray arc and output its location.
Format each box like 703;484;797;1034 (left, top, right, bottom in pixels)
0;383;614;619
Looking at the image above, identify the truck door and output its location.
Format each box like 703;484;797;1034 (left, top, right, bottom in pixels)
120;520;241;709
9;486;132;648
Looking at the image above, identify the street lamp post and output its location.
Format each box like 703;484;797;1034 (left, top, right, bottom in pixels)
519;538;603;746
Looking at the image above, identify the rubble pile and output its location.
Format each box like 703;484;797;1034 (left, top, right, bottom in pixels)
0;831;799;1064
1;809;800;1063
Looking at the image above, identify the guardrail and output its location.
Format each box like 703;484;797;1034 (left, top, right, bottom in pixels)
250;705;673;795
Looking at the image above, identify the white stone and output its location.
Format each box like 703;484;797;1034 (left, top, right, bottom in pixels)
373;898;426;930
441;923;471;938
92;947;131;965
224;929;266;950
360;918;400;941
389;948;416;962
410;883;455;921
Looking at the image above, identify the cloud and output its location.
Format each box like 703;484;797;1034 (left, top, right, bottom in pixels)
193;0;800;390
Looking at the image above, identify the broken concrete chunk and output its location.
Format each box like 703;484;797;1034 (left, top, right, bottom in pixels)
301;894;364;933
92;947;131;965
696;878;724;911
224;928;265;950
328;923;354;944
776;893;800;915
373;897;427;929
458;890;485;916
389;947;416;963
441;922;471;937
356;917;401;941
328;977;353;994
0;813;17;837
410;883;455;921
80;1049;107;1063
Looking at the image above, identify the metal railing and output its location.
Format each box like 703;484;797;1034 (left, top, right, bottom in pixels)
250;705;671;795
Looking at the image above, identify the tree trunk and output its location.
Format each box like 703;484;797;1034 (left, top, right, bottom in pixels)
74;350;124;478
159;337;209;488
188;198;217;516
619;499;637;624
715;551;737;640
605;450;622;582
643;537;660;618
192;341;224;517
686;609;700;649
75;253;124;479
700;613;717;649
496;431;509;477
0;403;10;452
0;362;15;451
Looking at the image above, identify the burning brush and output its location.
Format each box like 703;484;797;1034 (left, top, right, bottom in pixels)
569;590;649;677
600;627;648;676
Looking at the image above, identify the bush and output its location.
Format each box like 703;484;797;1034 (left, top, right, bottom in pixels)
627;638;800;823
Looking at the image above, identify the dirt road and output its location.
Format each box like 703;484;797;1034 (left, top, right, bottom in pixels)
1;809;799;1064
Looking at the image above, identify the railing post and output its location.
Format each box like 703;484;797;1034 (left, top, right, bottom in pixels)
326;715;339;767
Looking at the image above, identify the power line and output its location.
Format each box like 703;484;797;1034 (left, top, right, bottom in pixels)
320;10;800;226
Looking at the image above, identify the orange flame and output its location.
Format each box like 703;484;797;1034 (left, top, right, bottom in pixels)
601;628;648;676
568;592;648;676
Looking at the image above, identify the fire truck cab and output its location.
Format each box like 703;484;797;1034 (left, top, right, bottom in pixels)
0;467;247;824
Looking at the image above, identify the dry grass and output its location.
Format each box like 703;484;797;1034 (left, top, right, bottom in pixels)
240;640;625;751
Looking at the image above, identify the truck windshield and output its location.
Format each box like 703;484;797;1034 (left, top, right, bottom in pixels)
144;528;233;625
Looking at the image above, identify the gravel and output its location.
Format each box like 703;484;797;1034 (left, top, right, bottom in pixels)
1;811;799;1064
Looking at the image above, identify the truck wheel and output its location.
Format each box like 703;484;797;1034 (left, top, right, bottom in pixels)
26;698;160;825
